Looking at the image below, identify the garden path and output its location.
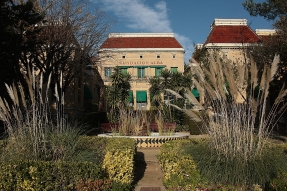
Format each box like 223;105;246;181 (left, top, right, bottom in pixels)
133;148;166;191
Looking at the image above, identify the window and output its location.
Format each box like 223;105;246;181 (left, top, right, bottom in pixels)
122;55;126;59
157;55;160;58
121;68;127;75
170;67;178;73
138;68;145;78
155;68;162;77
104;67;112;77
172;54;176;58
140;55;143;58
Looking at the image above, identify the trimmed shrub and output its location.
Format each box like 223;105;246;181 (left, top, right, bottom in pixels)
102;138;136;188
0;136;137;190
75;136;108;164
158;139;204;190
184;139;287;190
159;139;287;191
0;160;104;191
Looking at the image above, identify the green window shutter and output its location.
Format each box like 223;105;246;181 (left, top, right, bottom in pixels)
136;91;147;102
155;68;162;77
121;68;127;75
129;91;133;103
171;67;178;73
138;68;145;78
191;88;199;98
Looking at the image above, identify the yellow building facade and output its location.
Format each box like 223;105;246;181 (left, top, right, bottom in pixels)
98;33;185;110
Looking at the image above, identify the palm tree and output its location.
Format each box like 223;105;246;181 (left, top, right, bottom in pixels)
107;66;131;110
149;68;193;123
149;77;163;110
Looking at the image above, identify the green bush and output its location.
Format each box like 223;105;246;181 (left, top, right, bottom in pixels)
184;139;287;190
0;136;136;190
158;139;205;190
158;139;287;191
102;138;136;187
76;136;136;190
75;136;108;164
0;160;104;191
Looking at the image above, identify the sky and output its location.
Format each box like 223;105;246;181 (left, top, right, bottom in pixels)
92;0;274;63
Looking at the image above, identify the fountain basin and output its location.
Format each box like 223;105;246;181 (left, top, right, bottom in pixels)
98;132;190;148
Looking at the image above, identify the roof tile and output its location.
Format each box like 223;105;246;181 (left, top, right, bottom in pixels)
100;37;183;49
205;25;262;44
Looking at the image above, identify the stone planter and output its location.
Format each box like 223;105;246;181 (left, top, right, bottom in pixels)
98;132;190;148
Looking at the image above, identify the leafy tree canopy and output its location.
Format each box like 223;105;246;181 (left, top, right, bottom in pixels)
0;0;44;99
243;0;287;105
243;0;287;20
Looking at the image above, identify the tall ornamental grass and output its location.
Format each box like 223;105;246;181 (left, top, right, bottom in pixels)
114;105;150;136
169;53;287;161
0;67;82;161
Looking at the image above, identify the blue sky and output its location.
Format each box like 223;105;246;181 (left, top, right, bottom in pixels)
92;0;274;63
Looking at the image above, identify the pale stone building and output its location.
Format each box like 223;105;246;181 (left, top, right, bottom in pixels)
203;18;261;63
192;18;276;103
195;18;276;63
98;33;185;110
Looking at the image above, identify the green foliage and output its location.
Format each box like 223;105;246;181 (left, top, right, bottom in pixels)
269;170;287;191
0;0;44;99
76;179;113;191
149;69;192;125
0;160;104;191
0;136;136;190
243;0;287;113
0;124;92;162
75;136;108;164
159;139;287;190
184;139;287;189
158;140;204;190
76;179;131;191
106;67;131;112
242;0;286;20
102;138;136;188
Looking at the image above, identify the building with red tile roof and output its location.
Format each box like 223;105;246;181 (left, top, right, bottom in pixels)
202;19;262;62
100;34;183;49
194;19;277;63
255;29;277;44
205;19;261;45
98;33;185;110
191;19;276;103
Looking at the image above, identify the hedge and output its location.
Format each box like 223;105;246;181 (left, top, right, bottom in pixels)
0;136;136;191
158;139;204;190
